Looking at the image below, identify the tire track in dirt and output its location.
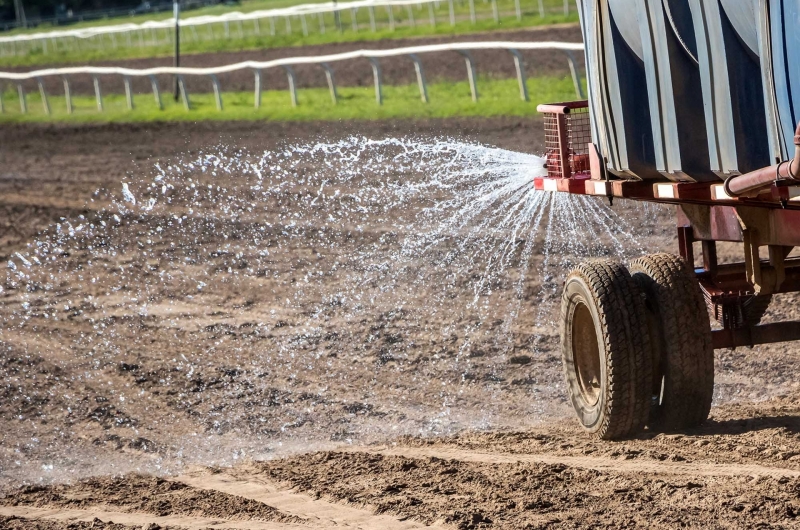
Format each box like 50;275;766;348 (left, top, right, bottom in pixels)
342;445;800;479
177;470;443;529
0;505;311;530
0;471;443;529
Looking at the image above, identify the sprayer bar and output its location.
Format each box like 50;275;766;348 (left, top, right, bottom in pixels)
536;176;800;210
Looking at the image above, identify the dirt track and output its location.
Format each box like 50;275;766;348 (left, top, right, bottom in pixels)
7;26;583;97
1;118;800;529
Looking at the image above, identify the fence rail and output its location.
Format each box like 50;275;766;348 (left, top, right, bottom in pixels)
0;0;576;57
1;0;220;33
0;41;585;115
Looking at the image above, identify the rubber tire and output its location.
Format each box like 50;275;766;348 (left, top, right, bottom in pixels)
560;259;653;440
630;253;714;431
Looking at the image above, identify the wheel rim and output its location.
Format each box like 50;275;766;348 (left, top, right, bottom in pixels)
572;300;602;406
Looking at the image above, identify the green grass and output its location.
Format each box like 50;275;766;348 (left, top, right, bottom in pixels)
0;0;579;68
0;75;580;123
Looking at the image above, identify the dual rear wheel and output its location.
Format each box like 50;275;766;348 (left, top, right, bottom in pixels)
560;254;714;439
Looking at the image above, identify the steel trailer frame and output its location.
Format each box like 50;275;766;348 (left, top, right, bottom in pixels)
538;100;800;351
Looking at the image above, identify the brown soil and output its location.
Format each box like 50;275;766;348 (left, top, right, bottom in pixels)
5;474;303;524
1;118;799;529
6;26;583;97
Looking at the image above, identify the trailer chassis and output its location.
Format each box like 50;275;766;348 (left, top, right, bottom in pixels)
538;101;800;439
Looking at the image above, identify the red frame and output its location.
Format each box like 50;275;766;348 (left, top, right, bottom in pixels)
538;100;800;349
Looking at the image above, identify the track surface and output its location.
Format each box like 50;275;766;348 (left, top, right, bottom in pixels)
4;400;800;530
1;119;800;529
6;26;583;97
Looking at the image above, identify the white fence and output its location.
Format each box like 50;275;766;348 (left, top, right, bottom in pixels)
0;0;575;56
0;41;585;114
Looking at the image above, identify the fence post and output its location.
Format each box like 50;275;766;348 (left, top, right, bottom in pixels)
368;58;383;105
92;76;103;111
428;2;436;26
388;6;395;31
177;75;190;110
301;14;308;36
469;0;476;23
237;20;244;38
538;0;545;17
254;19;260;35
124;76;134;110
515;0;521;21
492;0;499;22
369;7;376;32
319;12;326;33
36;77;50;116
285;16;292;34
282;65;298;107
449;0;455;25
564;51;585;98
17;84;26;114
149;75;162;110
254;69;262;109
321;63;337;104
409;54;428;103
458;50;478;101
0;88;4;114
63;76;72;114
509;49;528;101
564;0;570;15
269;17;275;36
407;5;416;28
210;74;223;111
224;20;230;38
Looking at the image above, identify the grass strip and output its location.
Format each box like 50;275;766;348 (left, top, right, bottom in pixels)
1;0;355;35
0;75;579;123
0;5;578;68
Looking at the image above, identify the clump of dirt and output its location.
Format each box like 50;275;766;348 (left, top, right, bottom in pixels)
5;474;304;524
257;451;800;529
0;517;158;530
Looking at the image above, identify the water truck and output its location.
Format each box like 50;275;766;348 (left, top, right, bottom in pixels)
541;0;800;439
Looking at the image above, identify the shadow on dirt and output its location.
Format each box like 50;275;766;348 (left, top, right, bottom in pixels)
692;415;800;436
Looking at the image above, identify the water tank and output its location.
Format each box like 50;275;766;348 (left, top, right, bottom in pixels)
576;0;790;181
762;0;800;161
689;0;771;176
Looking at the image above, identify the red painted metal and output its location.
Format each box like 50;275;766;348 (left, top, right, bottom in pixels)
677;226;694;266
538;101;592;181
536;101;593;114
654;182;714;201
612;181;656;200
712;322;800;349
724;122;800;197
534;175;590;194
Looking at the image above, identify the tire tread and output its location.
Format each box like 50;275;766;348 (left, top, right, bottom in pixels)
630;253;714;430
